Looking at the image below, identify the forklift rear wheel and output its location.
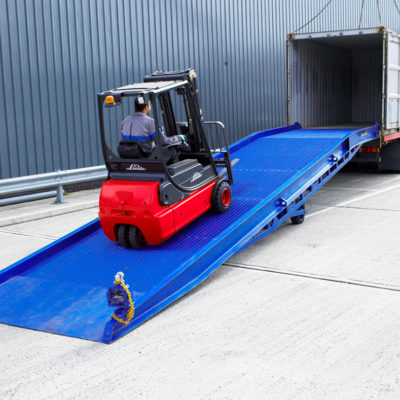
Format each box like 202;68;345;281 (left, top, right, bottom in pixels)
117;224;131;248
212;181;232;213
128;225;147;249
291;205;305;225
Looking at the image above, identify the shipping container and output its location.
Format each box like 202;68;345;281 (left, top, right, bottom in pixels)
287;27;400;169
287;27;400;133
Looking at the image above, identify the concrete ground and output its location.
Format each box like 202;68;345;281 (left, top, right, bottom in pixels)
0;188;99;228
1;168;400;399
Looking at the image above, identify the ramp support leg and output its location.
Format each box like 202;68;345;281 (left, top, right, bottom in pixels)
291;205;306;218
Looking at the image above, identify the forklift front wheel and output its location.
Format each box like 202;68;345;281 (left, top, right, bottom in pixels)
212;181;232;213
128;225;147;249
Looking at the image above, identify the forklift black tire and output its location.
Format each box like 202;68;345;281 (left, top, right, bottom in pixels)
291;205;305;225
128;225;147;249
212;181;232;213
117;224;131;248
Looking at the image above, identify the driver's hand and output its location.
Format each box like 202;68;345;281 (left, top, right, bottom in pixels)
179;134;187;142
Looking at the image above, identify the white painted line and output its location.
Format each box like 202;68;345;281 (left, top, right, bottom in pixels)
374;174;400;187
308;181;400;218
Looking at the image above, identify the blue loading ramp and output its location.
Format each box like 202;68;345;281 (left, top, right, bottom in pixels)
0;123;378;343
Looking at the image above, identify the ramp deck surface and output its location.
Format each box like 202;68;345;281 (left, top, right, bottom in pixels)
0;124;378;342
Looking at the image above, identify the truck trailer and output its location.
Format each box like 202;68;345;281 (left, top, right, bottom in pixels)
287;27;400;170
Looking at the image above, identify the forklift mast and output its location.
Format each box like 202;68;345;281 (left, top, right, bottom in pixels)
144;68;201;111
144;69;204;152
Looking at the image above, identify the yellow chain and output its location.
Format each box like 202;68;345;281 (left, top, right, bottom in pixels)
110;279;135;325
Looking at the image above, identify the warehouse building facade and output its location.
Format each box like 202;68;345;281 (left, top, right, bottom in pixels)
1;0;400;179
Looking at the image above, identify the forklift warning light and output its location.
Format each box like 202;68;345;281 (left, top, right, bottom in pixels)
105;95;115;104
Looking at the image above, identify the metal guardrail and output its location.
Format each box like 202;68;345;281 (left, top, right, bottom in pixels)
0;166;107;206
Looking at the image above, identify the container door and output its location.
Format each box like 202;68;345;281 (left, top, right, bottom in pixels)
386;32;400;130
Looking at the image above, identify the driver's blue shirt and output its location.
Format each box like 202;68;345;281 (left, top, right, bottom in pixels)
121;112;182;154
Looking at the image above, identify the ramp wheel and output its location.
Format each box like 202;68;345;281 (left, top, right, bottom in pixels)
212;181;232;213
117;224;131;248
291;205;305;225
128;226;147;249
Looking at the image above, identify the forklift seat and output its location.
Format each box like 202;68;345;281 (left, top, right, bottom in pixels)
118;140;178;164
117;140;150;159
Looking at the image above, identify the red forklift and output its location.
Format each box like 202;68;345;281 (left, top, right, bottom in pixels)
97;69;237;248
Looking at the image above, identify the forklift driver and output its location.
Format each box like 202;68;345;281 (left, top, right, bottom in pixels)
120;96;186;158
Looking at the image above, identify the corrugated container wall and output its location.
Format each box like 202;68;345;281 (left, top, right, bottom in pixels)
1;0;400;178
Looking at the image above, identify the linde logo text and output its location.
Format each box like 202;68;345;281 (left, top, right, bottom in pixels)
191;172;202;182
126;164;146;171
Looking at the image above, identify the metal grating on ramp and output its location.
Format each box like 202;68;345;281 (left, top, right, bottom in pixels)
0;125;378;342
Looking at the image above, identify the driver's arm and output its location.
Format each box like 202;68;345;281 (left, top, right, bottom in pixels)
160;132;184;146
148;119;185;146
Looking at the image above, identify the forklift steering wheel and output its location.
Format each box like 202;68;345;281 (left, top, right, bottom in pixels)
178;141;191;152
163;141;190;151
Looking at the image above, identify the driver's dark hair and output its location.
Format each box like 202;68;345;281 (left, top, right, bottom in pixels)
135;97;150;112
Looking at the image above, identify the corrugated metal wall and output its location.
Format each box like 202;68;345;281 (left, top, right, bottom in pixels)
1;0;400;178
352;47;383;123
290;40;353;127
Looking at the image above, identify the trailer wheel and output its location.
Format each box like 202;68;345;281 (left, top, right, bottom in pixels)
291;205;305;225
212;181;232;213
117;224;131;248
128;225;147;249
